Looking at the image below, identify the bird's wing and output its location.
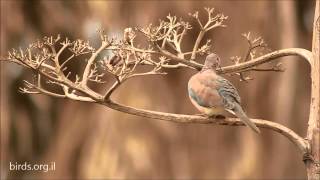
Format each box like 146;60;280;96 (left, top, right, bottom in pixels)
215;77;260;133
188;73;224;108
215;76;242;110
193;73;260;133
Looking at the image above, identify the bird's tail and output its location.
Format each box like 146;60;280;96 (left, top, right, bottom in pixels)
233;103;260;134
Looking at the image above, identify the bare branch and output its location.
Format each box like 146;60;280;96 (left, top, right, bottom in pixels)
190;7;227;60
81;37;111;86
1;7;316;169
241;32;269;62
127;71;167;79
53;39;71;77
88;63;106;84
20;80;66;98
305;1;320;178
219;48;312;74
103;80;121;100
98;100;308;154
155;45;203;69
60;54;75;69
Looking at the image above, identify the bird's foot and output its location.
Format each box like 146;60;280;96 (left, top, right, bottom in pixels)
207;114;226;120
214;115;226;119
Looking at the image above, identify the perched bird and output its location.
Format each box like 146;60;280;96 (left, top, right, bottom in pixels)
188;53;260;133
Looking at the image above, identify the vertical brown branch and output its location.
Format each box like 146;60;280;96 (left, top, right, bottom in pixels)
191;30;206;60
306;1;320;179
81;41;110;87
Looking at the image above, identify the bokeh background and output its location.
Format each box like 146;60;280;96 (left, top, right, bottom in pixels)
0;0;316;179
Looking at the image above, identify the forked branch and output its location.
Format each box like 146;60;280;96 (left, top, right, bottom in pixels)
0;7;315;175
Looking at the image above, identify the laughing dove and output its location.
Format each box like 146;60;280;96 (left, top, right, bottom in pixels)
188;53;260;133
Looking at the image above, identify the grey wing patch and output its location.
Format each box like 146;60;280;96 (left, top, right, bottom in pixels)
216;77;241;110
188;87;211;108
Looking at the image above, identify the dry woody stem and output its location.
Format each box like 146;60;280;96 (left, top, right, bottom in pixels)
1;6;319;179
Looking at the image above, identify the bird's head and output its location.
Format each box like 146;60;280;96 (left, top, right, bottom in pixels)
202;53;221;71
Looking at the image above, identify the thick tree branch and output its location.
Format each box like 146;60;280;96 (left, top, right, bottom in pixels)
7;52;309;155
218;48;312;74
305;1;320;179
18;82;308;155
155;48;312;72
1;48;311;156
99;100;308;154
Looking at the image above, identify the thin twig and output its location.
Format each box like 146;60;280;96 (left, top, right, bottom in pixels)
82;41;111;86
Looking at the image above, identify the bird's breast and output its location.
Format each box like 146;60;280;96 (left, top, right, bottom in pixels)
188;73;223;108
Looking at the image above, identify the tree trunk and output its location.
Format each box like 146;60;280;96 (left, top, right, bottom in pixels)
306;1;320;179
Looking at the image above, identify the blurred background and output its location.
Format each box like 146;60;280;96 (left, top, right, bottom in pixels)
0;0;316;179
